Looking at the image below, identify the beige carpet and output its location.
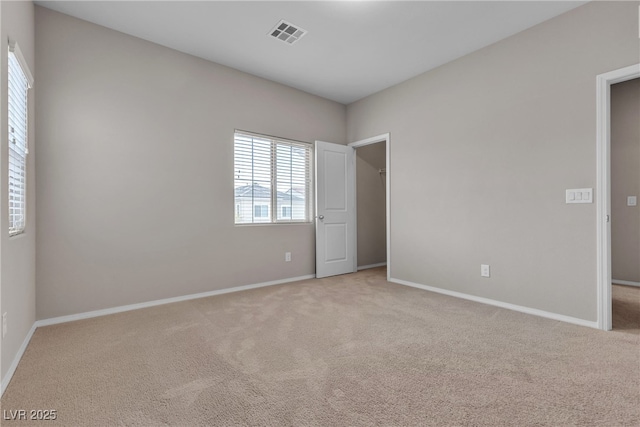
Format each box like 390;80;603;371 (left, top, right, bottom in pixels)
1;268;639;426
613;284;640;334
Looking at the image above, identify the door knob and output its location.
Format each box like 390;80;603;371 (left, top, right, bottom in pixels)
317;215;324;220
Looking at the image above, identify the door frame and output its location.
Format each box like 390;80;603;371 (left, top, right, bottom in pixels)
348;133;391;280
596;63;640;330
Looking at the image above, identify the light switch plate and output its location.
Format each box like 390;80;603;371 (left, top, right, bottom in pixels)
566;188;593;204
628;196;637;207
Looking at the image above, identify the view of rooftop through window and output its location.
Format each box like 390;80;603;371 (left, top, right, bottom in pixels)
234;132;310;224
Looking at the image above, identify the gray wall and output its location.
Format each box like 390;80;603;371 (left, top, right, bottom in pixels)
1;0;36;383
611;78;640;283
356;142;386;267
347;1;639;322
35;7;346;320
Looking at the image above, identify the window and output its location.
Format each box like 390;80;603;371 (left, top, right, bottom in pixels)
254;205;269;218
8;41;32;236
234;131;311;224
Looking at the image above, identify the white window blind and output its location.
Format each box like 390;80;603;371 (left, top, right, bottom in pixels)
8;44;31;236
234;131;311;224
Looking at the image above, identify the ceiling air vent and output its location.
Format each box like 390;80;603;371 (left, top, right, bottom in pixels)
269;20;307;45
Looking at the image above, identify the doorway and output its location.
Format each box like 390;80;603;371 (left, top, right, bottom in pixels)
314;134;390;280
349;134;390;280
610;77;640;332
596;64;640;330
353;141;387;271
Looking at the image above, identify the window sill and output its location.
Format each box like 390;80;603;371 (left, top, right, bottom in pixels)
9;230;26;239
234;221;312;227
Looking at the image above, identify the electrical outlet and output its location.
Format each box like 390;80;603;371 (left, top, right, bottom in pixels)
2;312;7;338
481;264;490;278
285;252;291;262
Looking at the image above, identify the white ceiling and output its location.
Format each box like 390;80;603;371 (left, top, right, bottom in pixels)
35;1;587;104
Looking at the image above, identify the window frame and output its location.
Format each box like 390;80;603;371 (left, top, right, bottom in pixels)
254;204;269;219
7;40;33;237
233;130;313;225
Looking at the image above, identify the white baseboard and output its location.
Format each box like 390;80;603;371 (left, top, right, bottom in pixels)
357;262;387;271
3;272;603;397
612;279;640;288
0;274;316;397
389;277;599;330
2;274;315;397
36;274;316;328
1;323;37;397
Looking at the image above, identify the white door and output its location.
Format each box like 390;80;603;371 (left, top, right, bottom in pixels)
315;141;356;278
